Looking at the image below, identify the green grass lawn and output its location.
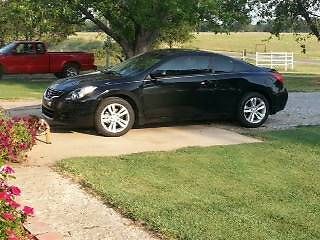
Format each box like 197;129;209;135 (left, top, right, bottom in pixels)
284;73;320;92
0;78;51;100
58;126;320;240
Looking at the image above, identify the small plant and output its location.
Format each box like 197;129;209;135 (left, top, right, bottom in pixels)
0;112;38;163
0;165;34;240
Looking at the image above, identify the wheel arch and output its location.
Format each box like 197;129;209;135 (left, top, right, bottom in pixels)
62;61;81;71
239;88;272;109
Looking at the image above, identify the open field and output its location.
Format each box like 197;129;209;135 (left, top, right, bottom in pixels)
59;32;320;59
58;126;320;240
185;32;320;60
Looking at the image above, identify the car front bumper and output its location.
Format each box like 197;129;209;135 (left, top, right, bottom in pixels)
42;97;97;128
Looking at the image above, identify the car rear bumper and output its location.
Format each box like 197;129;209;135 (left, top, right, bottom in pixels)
270;88;288;114
42;98;97;127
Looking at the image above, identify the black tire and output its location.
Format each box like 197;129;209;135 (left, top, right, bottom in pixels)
237;92;270;128
95;97;135;137
54;72;63;79
62;63;80;78
0;66;4;80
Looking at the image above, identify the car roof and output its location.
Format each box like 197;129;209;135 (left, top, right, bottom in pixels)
149;48;232;58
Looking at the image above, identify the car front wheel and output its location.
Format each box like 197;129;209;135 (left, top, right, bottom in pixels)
238;92;269;128
95;97;135;137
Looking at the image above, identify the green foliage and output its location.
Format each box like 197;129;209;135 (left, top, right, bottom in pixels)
157;24;195;48
254;0;320;40
40;0;250;58
0;0;76;43
58;126;320;240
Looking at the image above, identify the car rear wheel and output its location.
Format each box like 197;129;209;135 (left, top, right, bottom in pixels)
62;63;80;78
95;97;135;137
238;92;269;128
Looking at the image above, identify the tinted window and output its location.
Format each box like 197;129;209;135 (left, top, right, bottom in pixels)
107;52;163;76
212;56;234;73
234;60;255;72
15;43;35;54
35;43;46;54
157;55;212;76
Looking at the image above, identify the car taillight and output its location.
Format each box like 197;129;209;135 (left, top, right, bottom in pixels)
272;72;285;84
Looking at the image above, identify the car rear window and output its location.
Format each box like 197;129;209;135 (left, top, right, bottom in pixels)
212;55;234;73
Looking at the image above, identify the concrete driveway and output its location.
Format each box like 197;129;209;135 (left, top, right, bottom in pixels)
29;125;259;165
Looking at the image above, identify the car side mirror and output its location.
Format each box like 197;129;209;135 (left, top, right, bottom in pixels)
150;70;166;79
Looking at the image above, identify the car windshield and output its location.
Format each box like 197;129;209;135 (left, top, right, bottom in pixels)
0;43;16;54
105;52;164;77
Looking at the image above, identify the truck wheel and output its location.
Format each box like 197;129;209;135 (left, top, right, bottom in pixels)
0;66;3;80
95;97;135;137
62;63;80;78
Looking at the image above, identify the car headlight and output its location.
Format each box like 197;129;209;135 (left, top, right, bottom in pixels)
66;86;97;101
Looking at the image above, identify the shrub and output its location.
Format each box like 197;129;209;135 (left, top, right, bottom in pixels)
0;111;38;163
0;165;34;240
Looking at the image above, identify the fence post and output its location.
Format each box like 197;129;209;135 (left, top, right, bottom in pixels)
285;52;288;71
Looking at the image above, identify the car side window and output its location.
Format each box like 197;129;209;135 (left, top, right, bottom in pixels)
35;43;46;54
212;56;234;73
15;43;35;54
156;55;212;77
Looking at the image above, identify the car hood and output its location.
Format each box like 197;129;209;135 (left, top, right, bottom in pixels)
49;71;127;92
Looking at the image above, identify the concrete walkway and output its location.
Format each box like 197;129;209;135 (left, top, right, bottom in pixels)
1;100;260;240
14;166;158;240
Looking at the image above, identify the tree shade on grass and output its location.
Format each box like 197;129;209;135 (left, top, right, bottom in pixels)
58;126;320;240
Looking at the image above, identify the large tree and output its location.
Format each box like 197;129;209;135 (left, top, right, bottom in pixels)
43;0;250;58
255;0;320;40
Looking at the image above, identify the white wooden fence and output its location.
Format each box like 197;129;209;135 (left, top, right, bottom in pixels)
256;52;294;71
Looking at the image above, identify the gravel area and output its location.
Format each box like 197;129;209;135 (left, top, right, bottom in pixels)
264;92;320;129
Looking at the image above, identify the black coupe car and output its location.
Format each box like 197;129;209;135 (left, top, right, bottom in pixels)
42;49;288;137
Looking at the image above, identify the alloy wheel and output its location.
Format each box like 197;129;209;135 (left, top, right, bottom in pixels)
243;97;267;124
100;103;130;133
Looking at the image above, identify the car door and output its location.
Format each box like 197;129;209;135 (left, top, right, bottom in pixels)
4;43;32;73
142;54;215;121
4;42;50;74
31;42;50;73
207;55;242;115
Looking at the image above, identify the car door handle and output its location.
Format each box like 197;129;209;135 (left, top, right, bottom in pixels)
200;80;210;87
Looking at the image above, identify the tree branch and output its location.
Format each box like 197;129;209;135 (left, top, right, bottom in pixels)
296;0;320;40
77;4;127;46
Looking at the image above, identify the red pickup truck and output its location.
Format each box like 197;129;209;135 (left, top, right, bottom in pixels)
0;41;97;79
